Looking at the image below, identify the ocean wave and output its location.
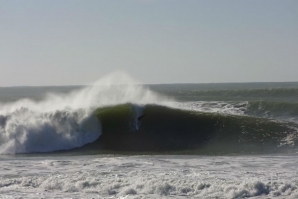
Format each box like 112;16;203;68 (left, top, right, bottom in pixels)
1;72;298;155
75;104;298;155
1;102;298;155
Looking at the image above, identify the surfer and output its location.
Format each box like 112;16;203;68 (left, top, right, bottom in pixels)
137;114;145;127
138;114;145;122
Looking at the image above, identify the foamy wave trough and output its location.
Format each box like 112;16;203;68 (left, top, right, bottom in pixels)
0;155;297;198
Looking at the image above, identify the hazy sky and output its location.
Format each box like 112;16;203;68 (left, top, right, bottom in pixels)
0;0;297;86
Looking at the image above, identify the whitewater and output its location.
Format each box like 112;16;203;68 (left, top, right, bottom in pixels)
0;72;298;198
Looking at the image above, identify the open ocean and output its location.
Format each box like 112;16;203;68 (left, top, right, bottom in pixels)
0;73;298;198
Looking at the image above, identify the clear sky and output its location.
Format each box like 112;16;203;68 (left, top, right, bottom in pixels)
0;0;297;86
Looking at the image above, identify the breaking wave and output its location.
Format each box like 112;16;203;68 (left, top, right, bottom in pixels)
73;104;298;155
0;72;166;154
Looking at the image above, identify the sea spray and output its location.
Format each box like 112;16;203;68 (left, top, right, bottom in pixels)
0;72;167;154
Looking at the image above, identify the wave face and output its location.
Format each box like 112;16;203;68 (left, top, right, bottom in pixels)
0;72;166;154
74;104;298;155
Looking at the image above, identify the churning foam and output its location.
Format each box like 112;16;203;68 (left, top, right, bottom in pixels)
172;101;248;115
1;155;297;198
0;71;167;154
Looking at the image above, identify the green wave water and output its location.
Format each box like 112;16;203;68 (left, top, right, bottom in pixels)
74;104;298;155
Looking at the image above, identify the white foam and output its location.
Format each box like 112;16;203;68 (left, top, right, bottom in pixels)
172;101;248;115
0;155;297;198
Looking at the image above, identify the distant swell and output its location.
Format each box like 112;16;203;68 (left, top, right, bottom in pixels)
246;101;298;121
167;88;298;102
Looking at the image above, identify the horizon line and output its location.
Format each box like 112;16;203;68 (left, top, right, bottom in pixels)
1;81;298;88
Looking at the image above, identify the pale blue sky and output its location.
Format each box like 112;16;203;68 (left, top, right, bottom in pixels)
0;0;297;86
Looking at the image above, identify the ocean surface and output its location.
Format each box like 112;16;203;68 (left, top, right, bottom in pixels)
0;73;298;198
